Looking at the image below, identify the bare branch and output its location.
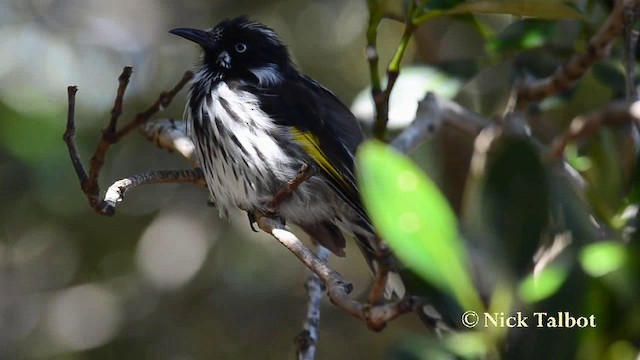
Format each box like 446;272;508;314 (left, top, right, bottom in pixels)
517;0;635;107
366;243;391;305
64;67;194;215
101;169;205;216
296;245;330;360
255;213;418;331
107;67;134;135
367;1;420;141
63;86;89;187
371;23;416;141
547;100;640;160
86;66;134;207
366;0;384;138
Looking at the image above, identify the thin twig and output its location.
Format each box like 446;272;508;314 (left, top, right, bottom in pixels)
255;214;418;331
63;86;89;187
371;4;417;141
296;245;330;360
86;66;134;207
101;169;205;216
366;0;384;138
517;0;634;107
366;243;391;305
547;100;640;160
107;67;134;135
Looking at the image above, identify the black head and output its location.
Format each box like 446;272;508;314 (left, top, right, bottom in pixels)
170;17;293;85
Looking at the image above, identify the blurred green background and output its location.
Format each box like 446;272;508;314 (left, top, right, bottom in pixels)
0;0;427;358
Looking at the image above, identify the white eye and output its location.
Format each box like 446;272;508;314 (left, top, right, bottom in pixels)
235;43;247;53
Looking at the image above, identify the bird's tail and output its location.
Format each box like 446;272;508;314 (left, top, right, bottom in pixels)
353;231;406;300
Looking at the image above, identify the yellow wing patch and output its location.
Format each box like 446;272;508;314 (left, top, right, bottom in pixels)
290;128;349;189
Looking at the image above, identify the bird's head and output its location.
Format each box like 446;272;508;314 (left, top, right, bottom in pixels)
170;16;292;86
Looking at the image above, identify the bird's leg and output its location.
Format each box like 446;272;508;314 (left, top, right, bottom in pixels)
266;163;316;212
245;164;315;232
366;241;393;306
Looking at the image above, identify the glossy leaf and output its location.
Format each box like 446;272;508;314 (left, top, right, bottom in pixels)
446;0;585;19
481;137;550;277
583;129;627;223
518;266;568;303
415;0;586;24
580;241;627;277
357;141;482;310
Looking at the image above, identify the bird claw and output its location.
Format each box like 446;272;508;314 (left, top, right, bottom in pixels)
247;212;259;232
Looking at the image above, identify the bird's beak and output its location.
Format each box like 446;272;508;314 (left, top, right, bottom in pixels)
169;28;212;48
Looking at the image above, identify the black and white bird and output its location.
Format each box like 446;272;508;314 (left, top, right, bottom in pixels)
170;16;405;297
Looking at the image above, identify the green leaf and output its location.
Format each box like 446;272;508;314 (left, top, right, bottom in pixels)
548;167;598;247
357;141;482;311
583;128;627;223
415;0;586;23
447;0;586;20
479;137;550;277
579;241;627;277
518;265;568;303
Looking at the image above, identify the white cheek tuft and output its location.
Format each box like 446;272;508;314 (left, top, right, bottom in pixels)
249;64;283;87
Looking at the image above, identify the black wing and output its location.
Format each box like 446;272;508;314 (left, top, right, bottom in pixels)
250;73;370;223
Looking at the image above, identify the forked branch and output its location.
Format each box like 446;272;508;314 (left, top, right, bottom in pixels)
254;213;418;331
63;67;194;215
517;0;637;107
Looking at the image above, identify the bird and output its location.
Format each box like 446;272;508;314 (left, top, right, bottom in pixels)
170;16;404;298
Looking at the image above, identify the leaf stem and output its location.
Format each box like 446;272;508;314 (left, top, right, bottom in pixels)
367;0;384;127
372;5;417;140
